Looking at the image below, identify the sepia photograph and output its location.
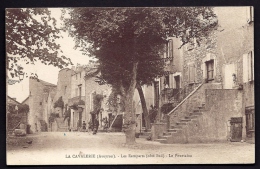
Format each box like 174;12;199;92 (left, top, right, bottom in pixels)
6;7;254;165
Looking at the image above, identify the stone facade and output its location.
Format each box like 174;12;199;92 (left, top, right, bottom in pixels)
151;7;254;143
53;68;73;116
28;78;57;133
84;75;111;129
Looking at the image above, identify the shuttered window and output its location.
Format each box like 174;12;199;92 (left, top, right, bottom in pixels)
243;51;254;82
168;39;173;58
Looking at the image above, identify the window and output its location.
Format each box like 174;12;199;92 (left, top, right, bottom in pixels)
78;85;82;97
80;72;81;78
168;39;173;58
174;75;180;89
243;51;254;82
39;102;42;105
164;75;170;88
206;60;214;81
76;74;77;80
245;106;255;138
188;63;196;84
64;86;67;94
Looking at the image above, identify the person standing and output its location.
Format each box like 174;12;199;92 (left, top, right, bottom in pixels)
82;121;86;132
93;118;99;135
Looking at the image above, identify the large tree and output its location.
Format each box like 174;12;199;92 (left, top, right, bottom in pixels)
6;8;72;79
64;7;218;144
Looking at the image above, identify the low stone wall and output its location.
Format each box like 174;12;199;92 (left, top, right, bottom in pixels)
151;123;167;141
179;89;243;143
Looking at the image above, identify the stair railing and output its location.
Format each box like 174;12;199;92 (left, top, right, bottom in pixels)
167;82;204;116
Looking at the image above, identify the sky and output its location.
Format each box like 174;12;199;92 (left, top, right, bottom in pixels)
7;8;90;102
7;7;249;103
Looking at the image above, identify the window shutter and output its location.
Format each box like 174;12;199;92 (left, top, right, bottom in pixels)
243;53;249;83
251;6;254;22
169;40;173;58
189;64;195;83
252;51;254;80
248;52;252;81
194;66;197;83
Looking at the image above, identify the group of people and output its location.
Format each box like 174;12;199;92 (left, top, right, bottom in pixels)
79;117;109;134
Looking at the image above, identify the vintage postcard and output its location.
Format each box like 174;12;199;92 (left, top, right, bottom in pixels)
6;7;254;165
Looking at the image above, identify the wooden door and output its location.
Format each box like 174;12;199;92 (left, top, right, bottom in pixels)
230;117;243;142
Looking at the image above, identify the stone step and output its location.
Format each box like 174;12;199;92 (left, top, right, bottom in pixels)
163;132;172;136
168;128;182;132
158;135;171;139
193;109;201;113
192;112;203;115
170;125;182;129
155;138;167;143
180;119;191;122
176;122;187;125
189;115;200;119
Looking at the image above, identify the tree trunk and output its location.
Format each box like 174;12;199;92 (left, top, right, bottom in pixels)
123;62;138;145
136;83;151;130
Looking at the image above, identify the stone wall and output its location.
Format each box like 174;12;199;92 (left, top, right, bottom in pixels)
54;68;73;114
182;31;220;86
203;89;244;141
28;78;56;133
85;76;111;128
216;24;254;87
168;83;222;127
167;89;243;143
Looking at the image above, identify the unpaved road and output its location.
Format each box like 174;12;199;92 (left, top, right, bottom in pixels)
7;132;255;165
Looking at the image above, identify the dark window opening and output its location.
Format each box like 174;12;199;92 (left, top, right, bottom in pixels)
164;75;170;88
174;75;180;89
206;60;214;81
39;102;42;105
78;85;82;97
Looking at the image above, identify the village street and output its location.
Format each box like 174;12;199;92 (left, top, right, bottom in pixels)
7;132;254;165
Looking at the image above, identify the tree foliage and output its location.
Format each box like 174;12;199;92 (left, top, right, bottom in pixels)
6;8;72;79
63;7;218;144
53;96;64;109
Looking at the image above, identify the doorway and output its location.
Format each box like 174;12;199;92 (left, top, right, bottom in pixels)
174;75;180;89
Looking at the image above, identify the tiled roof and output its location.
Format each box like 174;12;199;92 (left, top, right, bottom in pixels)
7;96;21;105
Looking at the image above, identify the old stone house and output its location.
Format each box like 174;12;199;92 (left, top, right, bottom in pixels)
150;7;254;143
27;78;57;133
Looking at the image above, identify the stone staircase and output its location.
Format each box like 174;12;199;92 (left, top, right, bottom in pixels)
155;103;205;144
56;117;68;132
139;127;152;138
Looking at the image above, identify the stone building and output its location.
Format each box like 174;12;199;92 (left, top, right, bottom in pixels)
27;78;57;133
53;68;74;117
150;7;254;143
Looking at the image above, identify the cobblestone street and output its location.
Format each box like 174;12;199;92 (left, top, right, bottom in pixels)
7;132;255;165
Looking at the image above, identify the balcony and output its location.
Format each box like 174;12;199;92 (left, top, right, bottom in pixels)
68;96;85;106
